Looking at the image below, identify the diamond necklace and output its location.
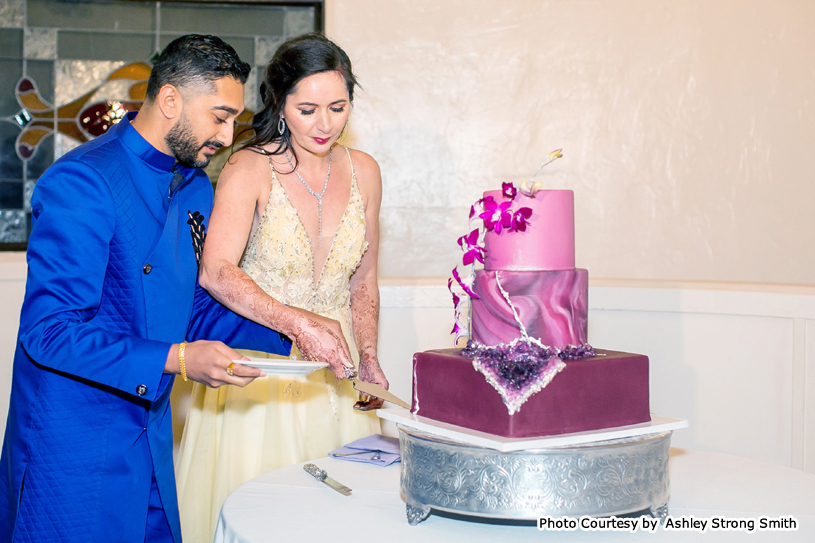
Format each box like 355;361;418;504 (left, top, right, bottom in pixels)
285;146;332;240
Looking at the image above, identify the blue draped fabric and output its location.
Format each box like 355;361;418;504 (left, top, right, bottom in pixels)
0;112;291;542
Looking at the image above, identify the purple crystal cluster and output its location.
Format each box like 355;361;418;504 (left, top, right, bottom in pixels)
462;338;596;414
463;339;558;392
558;343;596;360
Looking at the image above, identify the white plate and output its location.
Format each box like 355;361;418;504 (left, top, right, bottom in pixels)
234;358;329;376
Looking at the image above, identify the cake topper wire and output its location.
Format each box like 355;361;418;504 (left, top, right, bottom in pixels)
528;149;563;184
494;271;529;341
466;268;473;345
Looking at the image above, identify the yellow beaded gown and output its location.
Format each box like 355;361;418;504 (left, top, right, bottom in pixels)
175;146;380;543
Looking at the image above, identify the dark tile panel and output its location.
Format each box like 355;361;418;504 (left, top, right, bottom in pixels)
0;28;23;59
0;59;23;116
27;0;155;32
26;132;53;179
286;6;318;37
58;31;154;61
0;180;23;208
160;5;284;37
26;60;54;105
0;122;24;179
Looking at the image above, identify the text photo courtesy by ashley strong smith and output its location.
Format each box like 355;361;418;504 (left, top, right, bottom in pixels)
538;515;799;534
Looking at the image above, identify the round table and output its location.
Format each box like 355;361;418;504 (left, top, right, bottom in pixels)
215;448;815;542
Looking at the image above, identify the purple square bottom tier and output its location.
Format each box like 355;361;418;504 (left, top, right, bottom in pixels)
411;348;651;438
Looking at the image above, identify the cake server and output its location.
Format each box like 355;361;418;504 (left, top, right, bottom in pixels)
346;370;411;409
303;463;352;496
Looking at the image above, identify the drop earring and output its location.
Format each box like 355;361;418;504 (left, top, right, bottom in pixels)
278;117;286;135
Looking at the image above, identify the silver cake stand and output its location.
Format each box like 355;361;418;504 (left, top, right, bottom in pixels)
396;424;674;525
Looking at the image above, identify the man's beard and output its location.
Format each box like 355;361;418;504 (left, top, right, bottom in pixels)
164;113;222;168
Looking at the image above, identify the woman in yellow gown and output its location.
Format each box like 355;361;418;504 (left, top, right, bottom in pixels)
175;34;388;543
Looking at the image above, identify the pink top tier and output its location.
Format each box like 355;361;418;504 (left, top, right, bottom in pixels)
483;189;575;271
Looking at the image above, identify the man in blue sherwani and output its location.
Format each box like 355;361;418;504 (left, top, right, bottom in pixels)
0;35;291;542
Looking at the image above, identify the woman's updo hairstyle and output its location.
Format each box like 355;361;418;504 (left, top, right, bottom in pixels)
241;33;359;164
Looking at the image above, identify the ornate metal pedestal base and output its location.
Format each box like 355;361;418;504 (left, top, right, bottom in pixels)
399;426;672;525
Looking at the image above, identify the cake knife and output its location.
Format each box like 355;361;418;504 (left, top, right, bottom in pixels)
303;463;352;496
345;369;411;409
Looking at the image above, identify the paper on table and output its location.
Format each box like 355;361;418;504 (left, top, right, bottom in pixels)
329;434;400;466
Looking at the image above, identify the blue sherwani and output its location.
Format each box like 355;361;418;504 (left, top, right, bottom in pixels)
0;112;291;542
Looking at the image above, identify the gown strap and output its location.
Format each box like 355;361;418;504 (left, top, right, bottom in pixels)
265;151;276;180
342;145;356;181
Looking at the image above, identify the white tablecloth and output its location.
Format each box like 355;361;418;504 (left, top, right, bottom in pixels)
215;448;815;543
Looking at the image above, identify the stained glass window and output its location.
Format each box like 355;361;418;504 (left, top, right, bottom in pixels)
0;0;323;250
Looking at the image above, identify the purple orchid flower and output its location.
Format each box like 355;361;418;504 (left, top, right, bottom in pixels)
451;316;466;339
457;228;480;250
479;198;513;234
448;278;468;343
449;153;565;339
457;228;485;265
451;266;479;299
502;182;517;200
509;207;532;232
448;278;460;310
476;195;495;208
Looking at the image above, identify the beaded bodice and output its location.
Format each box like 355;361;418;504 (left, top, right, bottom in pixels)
240;146;368;334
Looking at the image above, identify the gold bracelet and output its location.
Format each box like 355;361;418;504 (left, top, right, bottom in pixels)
179;341;188;382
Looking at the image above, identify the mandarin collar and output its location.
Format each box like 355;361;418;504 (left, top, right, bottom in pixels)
116;111;176;172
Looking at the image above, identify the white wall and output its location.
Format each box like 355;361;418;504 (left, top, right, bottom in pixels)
0;255;26;444
327;0;815;285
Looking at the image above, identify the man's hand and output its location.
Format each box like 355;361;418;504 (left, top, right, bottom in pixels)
165;340;264;387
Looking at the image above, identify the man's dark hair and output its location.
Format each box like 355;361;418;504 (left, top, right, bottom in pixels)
145;34;251;101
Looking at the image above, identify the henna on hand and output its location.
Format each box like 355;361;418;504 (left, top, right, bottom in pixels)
354;356;388;410
358;356;386;385
212;263;352;376
292;319;344;365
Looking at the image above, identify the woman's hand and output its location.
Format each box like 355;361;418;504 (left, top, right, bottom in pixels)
354;354;389;411
289;309;355;379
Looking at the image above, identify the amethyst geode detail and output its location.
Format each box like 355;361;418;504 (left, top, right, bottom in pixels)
559;343;597;359
462;338;596;415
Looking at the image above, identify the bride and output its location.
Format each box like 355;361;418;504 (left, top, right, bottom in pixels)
175;33;389;543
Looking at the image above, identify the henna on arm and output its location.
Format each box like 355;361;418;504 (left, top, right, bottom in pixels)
351;282;379;365
213;264;347;366
213;264;296;333
350;281;388;408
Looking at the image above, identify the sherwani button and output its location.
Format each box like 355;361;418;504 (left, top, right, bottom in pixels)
136;384;148;396
143;263;152;274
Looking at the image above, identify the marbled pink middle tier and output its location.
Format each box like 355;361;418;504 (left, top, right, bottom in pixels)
483;189;575;271
471;269;588;348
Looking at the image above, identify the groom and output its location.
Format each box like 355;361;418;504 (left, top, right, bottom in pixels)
0;35;290;542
